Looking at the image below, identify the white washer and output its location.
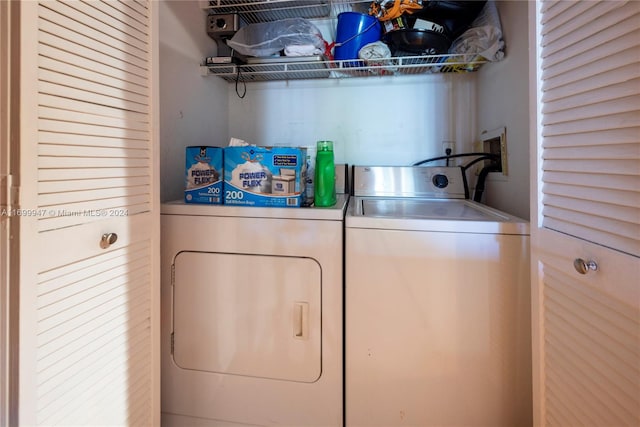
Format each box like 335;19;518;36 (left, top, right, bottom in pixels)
161;195;348;427
345;166;531;427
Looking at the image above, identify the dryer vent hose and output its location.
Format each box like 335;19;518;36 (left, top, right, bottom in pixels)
473;164;501;203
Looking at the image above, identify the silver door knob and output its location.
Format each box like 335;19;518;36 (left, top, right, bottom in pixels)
573;258;598;275
100;233;118;249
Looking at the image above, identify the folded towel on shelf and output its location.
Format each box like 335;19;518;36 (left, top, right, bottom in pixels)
284;44;324;57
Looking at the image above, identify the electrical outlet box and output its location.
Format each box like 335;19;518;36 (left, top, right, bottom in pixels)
480;127;507;176
207;13;242;39
442;141;455;155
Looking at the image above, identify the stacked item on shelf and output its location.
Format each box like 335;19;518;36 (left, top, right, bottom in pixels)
365;0;504;72
333;0;505;75
202;0;505;80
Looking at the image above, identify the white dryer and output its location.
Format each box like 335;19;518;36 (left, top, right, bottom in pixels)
161;195;348;427
345;166;531;427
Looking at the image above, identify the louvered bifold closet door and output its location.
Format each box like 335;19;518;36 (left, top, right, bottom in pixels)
536;1;640;426
32;1;155;425
540;0;640;257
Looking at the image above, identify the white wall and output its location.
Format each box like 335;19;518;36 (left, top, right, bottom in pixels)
477;8;532;425
227;72;478;167
477;1;530;219
159;1;229;202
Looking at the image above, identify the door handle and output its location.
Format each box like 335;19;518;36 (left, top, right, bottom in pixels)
100;233;118;249
573;258;598;275
293;302;309;340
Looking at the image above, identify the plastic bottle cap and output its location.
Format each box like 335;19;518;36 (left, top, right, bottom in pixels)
317;140;333;151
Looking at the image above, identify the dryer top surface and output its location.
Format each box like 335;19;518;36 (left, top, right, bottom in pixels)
161;193;349;221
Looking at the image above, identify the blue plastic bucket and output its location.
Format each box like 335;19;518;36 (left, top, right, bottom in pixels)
334;12;382;61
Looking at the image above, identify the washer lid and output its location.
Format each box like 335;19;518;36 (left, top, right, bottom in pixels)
361;198;509;221
347;197;529;235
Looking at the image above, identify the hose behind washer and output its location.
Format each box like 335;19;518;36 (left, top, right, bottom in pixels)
413;152;501;202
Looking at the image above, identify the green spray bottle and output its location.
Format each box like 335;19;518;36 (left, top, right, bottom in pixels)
314;140;336;207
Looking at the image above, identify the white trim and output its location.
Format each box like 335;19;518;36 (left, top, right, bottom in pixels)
529;1;545;425
149;1;161;423
18;1;40;424
0;1;11;425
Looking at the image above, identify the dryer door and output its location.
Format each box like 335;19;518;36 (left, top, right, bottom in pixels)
172;251;321;383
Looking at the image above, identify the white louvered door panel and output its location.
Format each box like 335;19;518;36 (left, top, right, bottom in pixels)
37;0;151;234
530;1;640;426
535;231;639;426
18;1;159;425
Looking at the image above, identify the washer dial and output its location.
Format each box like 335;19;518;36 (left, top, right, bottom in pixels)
432;174;449;189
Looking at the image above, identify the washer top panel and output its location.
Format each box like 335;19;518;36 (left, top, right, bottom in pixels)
361;198;509;221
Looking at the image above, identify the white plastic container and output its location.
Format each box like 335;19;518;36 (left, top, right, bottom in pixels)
305;145;316;206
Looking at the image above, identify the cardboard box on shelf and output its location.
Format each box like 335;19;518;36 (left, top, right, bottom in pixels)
224;146;307;207
184;146;224;204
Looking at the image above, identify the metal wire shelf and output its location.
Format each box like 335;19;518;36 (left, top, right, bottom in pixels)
205;0;369;22
206;0;325;23
203;1;490;82
201;54;488;82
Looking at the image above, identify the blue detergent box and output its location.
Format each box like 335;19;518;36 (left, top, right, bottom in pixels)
184;146;224;204
224;146;307;207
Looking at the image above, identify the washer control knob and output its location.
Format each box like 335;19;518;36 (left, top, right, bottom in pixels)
432;174;449;189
